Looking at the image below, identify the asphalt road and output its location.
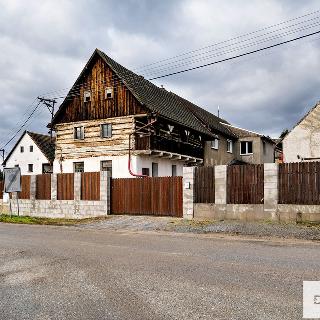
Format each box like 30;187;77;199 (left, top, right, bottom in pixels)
0;223;319;320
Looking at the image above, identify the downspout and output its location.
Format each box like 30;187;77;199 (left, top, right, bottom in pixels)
128;119;157;177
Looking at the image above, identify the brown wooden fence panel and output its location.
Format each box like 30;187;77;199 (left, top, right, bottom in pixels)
279;162;320;204
0;181;3;199
194;166;215;203
81;172;100;201
227;164;264;204
19;176;31;199
36;174;51;200
112;176;182;217
57;173;74;200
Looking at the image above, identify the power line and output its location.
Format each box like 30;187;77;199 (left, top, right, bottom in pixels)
134;8;320;72
0;101;41;149
149;29;320;80
39;12;320;98
3;12;320;150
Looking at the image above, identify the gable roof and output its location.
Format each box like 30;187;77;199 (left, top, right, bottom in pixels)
28;132;55;163
281;101;320;141
221;123;275;144
51;49;236;138
2;131;55;165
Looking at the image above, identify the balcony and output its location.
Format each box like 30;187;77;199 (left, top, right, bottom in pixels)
135;135;204;160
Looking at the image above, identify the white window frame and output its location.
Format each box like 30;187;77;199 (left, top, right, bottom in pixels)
101;123;112;138
227;139;233;153
105;87;113;99
84;90;91;102
240;141;253;155
211;138;219;150
74;126;85;140
28;164;33;172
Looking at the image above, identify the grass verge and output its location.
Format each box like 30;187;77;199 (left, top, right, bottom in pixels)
0;214;109;226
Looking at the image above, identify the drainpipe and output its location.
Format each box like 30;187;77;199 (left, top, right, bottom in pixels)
128;119;157;177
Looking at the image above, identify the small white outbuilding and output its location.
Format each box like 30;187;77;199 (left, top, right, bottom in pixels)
2;131;55;175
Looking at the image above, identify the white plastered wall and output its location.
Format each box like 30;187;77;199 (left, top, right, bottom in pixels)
4;134;49;175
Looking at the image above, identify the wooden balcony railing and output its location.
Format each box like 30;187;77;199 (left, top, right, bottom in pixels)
135;135;203;159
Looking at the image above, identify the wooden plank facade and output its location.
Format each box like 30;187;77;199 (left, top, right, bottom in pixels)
54;56;146;124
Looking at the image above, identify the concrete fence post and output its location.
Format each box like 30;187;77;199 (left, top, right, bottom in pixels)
215;165;227;204
264;163;278;221
51;174;57;201
100;171;111;215
74;173;81;201
30;175;36;201
183;166;195;220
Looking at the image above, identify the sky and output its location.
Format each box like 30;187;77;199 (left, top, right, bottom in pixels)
0;0;320;153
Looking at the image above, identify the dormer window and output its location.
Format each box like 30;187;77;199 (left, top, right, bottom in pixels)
105;87;113;99
84;90;91;102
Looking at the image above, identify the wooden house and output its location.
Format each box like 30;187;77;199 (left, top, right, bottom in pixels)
50;49;237;177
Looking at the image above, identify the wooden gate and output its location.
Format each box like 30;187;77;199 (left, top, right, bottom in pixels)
111;177;183;217
227;164;264;204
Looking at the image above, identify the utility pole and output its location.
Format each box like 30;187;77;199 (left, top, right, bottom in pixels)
37;97;56;142
0;149;4;163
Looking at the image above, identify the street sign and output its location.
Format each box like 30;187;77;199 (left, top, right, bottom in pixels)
4;167;21;193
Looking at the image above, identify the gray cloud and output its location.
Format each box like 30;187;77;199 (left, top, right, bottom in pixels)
0;0;319;153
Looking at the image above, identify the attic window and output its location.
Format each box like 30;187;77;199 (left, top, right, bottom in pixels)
84;90;91;102
105;87;113;99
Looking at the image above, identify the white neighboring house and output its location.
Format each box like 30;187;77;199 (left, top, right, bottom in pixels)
2;131;55;175
282;101;320;162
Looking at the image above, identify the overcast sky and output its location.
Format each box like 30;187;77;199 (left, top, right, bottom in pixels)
0;0;320;152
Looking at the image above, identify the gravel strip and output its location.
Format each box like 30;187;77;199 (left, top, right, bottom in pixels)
77;215;320;241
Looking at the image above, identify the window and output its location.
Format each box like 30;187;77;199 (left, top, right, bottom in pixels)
20;146;24;153
74;127;84;140
227;140;233;153
211;138;219;150
240;141;253;155
28;164;33;172
152;162;158;177
101;124;112;138
42;164;53;174
142;168;150;176
105;87;113;99
101;160;112;177
30;145;34;152
84;90;91;102
74;162;84;173
172;165;177;177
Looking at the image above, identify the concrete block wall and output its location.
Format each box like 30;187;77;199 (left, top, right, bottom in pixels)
1;172;111;219
187;165;320;223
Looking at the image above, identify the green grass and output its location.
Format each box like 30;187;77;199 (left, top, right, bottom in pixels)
0;214;109;226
